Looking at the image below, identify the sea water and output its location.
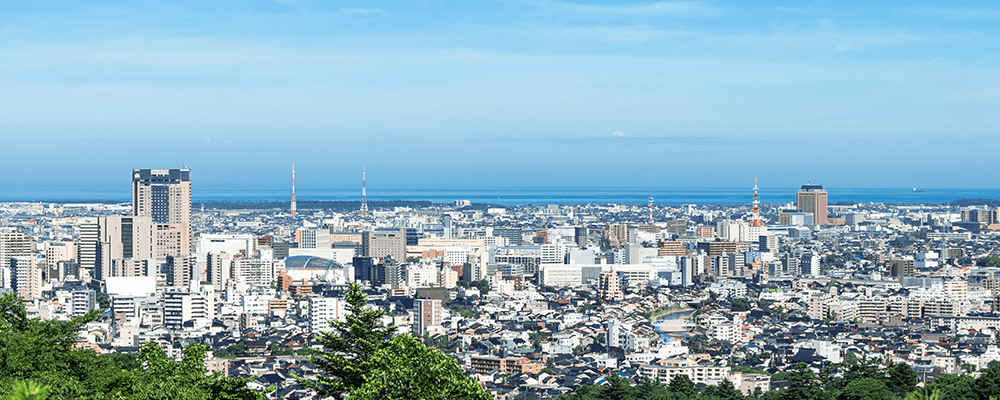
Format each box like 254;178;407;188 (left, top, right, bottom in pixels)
1;182;999;205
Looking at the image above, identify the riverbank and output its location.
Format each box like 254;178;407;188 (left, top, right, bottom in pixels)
646;307;694;321
655;309;697;337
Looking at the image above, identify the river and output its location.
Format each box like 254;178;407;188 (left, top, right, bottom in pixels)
653;309;695;342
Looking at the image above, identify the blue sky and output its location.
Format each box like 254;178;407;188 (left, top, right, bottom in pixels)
1;1;999;197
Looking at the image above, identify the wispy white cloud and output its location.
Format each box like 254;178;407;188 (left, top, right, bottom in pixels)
736;21;947;52
533;24;690;43
518;19;975;52
910;4;1000;18
528;0;722;18
485;135;800;146
340;8;383;14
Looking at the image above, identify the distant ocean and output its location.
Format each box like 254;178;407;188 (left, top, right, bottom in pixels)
2;183;999;206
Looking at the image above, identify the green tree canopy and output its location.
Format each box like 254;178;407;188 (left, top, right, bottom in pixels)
837;378;894;400
323;334;488;400
774;363;833;400
731;298;751;312
667;374;697;398
0;292;118;399
973;362;1000;400
702;380;744;400
886;362;919;397
976;256;1000;267
6;380;50;400
0;292;266;400
597;374;636;400
298;283;489;399
927;374;974;400
103;342;266;400
636;377;669;400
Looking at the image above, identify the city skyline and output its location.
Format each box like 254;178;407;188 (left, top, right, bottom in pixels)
2;1;1000;191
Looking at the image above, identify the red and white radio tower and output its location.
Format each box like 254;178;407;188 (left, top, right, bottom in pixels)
749;178;765;227
648;196;654;224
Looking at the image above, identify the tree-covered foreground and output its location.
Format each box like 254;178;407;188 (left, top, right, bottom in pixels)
560;356;1000;400
0;283;490;400
0;292;264;400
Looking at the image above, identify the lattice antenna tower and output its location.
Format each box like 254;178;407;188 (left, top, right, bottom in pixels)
360;164;369;216
291;163;297;217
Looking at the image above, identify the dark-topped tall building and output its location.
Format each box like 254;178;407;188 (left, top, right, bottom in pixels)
132;169;192;257
796;182;828;226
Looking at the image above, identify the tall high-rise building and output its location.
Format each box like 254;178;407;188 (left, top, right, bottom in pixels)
574;226;588;247
163;288;214;329
759;235;779;253
1;230;33;291
77;218;100;277
308;296;346;333
132;169;191;224
232;257;277;288
110;258;152;278
1;229;33;267
679;257;696;286
132;169;192;256
414;298;442;335
353;256;375;283
71;289;97;317
207;252;233;291
11;256;41;300
442;214;453;240
375;262;404;289
97;216;155;280
166;255;196;287
598;267;623;302
362;229;406;262
45;241;76;268
796;182;828;226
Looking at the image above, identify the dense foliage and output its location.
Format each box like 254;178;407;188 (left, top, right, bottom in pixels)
730;298;751;312
0;292;265;400
297;283;491;400
560;359;937;400
975;256;1000;268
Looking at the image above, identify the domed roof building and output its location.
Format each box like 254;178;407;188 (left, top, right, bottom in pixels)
282;255;347;283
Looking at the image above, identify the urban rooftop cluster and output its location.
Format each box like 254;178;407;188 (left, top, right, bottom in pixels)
4;168;1000;399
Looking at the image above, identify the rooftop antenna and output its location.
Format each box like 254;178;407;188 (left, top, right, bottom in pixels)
291;163;297;216
360;164;369;216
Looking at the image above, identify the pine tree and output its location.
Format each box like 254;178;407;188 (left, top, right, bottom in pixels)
667;374;697;398
298;283;490;399
298;283;397;398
